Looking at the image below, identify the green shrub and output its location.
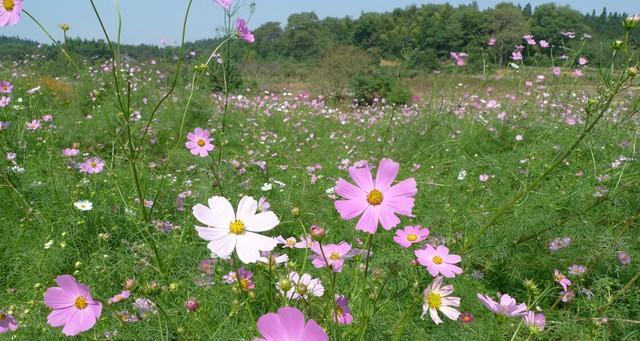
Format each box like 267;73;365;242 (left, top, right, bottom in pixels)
349;71;411;105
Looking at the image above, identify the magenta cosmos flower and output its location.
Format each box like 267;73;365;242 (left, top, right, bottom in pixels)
477;293;527;317
393;225;429;248
415;244;463;278
44;275;102;336
334;158;417;234
333;295;353;325
0;311;18;334
214;0;232;10
79;157;105;174
236;19;255;43
185;128;214;157
310;242;352;272
254;307;328;341
0;0;23;27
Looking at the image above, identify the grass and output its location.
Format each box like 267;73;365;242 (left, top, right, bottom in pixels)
0;62;639;340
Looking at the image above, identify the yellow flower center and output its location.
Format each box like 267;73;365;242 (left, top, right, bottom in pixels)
90;161;97;168
335;306;344;317
197;139;206;147
296;284;308;295
74;296;89;310
329;252;341;260
367;189;383;205
554;273;564;281
229;220;245;234
432;256;443;265
3;0;15;11
407;234;418;242
1;86;6;91
239;278;250;290
0;313;6;321
427;292;442;309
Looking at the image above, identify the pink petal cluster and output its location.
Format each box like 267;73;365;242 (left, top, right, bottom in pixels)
334;158;417;234
523;311;546;332
333;295;353;325
415;244;463;278
0;311;18;333
477;293;527;317
236;19;255;43
44;275;102;336
254;307;328;341
185;128;214;157
393;225;429;248
310;242;352;272
214;0;232;10
79;157;105;174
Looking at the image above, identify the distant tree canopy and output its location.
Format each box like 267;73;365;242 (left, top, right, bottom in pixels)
1;2;638;70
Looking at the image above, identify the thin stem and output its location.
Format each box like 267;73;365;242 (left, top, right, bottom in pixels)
22;10;81;74
356;233;375;340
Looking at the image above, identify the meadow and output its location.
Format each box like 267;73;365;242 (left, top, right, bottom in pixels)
1;1;640;340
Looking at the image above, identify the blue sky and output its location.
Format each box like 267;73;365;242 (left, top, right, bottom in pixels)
1;0;637;45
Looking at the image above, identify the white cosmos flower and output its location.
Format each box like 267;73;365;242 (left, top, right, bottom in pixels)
277;271;324;300
194;196;279;264
73;200;93;211
421;276;461;324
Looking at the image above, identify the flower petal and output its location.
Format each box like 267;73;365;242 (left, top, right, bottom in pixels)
236;196;258;221
355;206;378;233
256;312;285;340
300;319;329;341
384;178;417;198
335;178;366;200
47;307;75;327
375;205;401;230
44;287;75;309
335;199;368;220
244;212;279;232
348;164;374;192
206;234;236;259
196;226;230;241
277;307;306;340
207;196;236;221
375;158;399;191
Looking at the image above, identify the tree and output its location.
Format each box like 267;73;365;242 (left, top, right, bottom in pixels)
253;22;283;59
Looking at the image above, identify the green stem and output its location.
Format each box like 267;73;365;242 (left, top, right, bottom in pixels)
356;233;375;340
22;10;81;74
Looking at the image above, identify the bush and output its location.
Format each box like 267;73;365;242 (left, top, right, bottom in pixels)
349;71;411;105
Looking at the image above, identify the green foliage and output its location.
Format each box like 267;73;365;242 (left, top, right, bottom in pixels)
349;70;411;105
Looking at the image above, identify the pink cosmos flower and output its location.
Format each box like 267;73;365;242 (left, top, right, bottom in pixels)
578;56;588;66
79;157;105;174
552;67;561;76
539;40;549;48
0;0;23;27
488;37;496;46
554;269;571;292
334;158;417;234
236;19;255;43
63;148;79;157
26;120;41;131
214;0;232;10
523;311;546;332
479;174;490;182
254;307;328;341
310;242;352;272
333;295;353;325
422;276;461;324
185;128;214;157
44;275;102;336
0;311;18;333
0;96;9;107
415;244;463;278
573;69;583;77
618;251;631;265
393;225;429;248
0;81;12;94
477;293;527;317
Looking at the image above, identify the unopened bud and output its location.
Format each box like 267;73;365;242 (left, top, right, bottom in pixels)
611;40;624;50
124;279;136;291
185;298;199;312
628;66;639;77
291;207;300;217
59;24;70;32
278;278;292;292
310;224;325;241
623;15;640;30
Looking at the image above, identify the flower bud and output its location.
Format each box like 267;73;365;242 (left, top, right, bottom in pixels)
185;298;199;312
291;207;300;217
124;279;136;291
611;40;624;50
59;24;71;32
623;15;640;30
278;278;292;292
628;66;639;77
310;224;325;241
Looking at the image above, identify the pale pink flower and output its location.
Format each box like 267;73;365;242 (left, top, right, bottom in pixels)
421;276;461;324
393;225;429;248
415;245;463;278
554;269;571;292
477;293;527;317
79;157;105;174
26;120;41;131
214;0;232;10
0;0;23;27
236;19;255;43
310;242;352;272
185;128;214;157
0;311;18;333
333;295;353;325
254;307;328;341
523;311;546;332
